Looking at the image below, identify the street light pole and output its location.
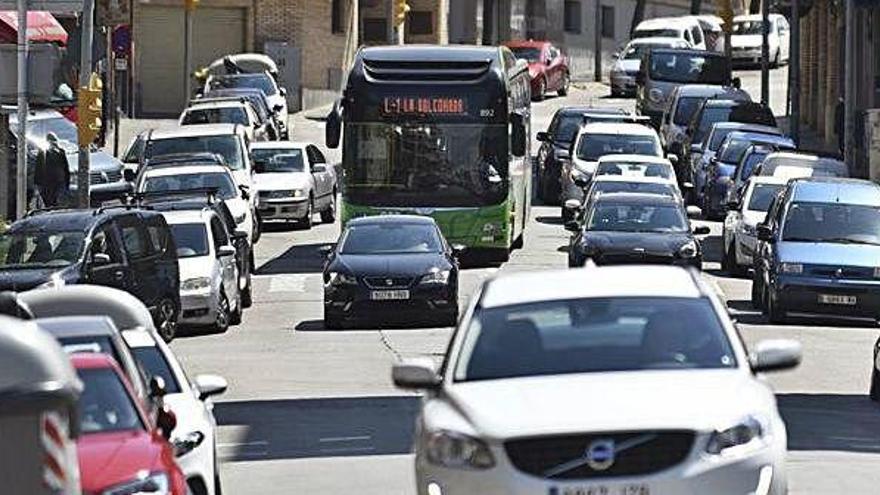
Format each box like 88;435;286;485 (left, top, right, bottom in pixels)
844;0;855;167
15;0;28;219
77;0;95;208
760;0;770;106
184;5;193;100
593;0;601;82
790;0;800;145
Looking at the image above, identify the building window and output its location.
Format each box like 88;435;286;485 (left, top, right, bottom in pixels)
363;17;388;43
563;0;581;34
407;11;433;36
601;5;614;38
332;0;345;34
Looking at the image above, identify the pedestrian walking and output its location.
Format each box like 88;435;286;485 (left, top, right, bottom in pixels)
34;133;70;208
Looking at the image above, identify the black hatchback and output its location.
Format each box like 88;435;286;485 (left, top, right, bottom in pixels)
323;215;460;329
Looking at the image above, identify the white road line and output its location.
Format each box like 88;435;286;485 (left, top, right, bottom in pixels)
268;274;315;293
319;435;372;443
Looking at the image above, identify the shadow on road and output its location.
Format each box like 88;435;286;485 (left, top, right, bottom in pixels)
256;242;332;275
535;215;563;225
215;396;420;461
295;318;452;332
778;393;880;453
700;233;723;265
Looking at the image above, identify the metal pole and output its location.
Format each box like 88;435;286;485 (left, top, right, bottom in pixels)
593;0;601;82
760;0;770;105
397;18;404;45
15;0;28;219
790;0;800;145
77;0;95;208
0;112;9;221
184;7;193;100
844;0;855;168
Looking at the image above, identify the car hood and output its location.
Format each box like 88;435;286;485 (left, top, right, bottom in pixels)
254;172;310;191
60;148;123;173
224;198;249;221
584;231;693;255
77;430;164;492
446;370;771;438
742;210;766;226
333;253;448;278
778;242;880;266
0;267;69;291
732;34;763;48
571;157;598;174
230;169;252;187
179;256;217;282
615;59;641;73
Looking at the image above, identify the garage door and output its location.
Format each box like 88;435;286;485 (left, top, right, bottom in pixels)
137;5;245;117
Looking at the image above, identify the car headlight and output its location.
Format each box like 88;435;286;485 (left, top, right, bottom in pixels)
780;262;803;274
425;430;495;470
102;472;169;495
420;268;451;285
678;240;698;258
328;272;358;286
234;212;247;224
706;416;767;455
181;277;211;291
293;189;305;198
173;430;206;457
649;88;664;103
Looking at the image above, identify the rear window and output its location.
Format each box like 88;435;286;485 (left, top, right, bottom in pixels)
170;223;210;258
649;52;729;84
576;134;660;162
147;135;245;171
747;184;784;212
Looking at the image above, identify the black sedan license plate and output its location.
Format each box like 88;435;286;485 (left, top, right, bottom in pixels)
818;294;857;306
370;290;410;301
557;484;650;495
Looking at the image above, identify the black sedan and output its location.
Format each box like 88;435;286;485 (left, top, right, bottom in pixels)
566;193;709;268
323;215;460;329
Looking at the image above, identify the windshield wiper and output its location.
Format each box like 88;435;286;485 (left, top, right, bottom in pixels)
819;237;880;246
782;237;820;243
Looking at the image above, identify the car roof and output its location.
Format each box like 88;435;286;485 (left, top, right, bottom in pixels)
724;131;789;143
20;285;157;332
556;106;629;117
593;175;676;185
597;154;671;165
735;13;784;22
149;124;241;139
636;17;694;29
143;164;229;177
789;178;880;206
184;100;247;110
748;176;789;186
650;48;720;58
36;315;118;338
504;40;548;48
678;85;749;100
9;209;98;233
763;152;846;167
250;141;309;150
627;37;688;46
121;329;159;349
593;192;679;205
580;122;658;136
703;99;756;108
711;122;779;133
160;209;212;225
481;266;703;308
347;214;437;226
360;44;499;62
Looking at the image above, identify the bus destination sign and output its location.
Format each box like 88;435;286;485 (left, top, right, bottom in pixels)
381;96;468;116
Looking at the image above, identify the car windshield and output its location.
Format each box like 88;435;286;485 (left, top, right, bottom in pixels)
634;28;683;39
130;346;181;394
708;127;738;151
455;297;737;381
596;162;672;180
182;107;248;126
147;136;245;170
592;182;675;198
694;107;734;144
552;114;584;144
720;137;766;164
783;202;880;245
733;20;766;35
0;230;84;269
143;172;237;200
576;135;660;161
747;184;784;212
510;47;541;62
252;148;306;173
170;223;210;258
740;151;770;180
11;116;79;145
649;52;729;84
343;123;508;207
208;74;277;96
340;223;442;254
588;202;688;233
77;368;144;434
673;96;706;126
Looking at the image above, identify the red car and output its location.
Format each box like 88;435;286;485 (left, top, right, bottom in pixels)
504;40;570;101
72;353;187;495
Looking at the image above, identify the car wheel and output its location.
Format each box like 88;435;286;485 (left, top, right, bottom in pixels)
214;291;231;332
215;474;223;495
155;298;178;343
767;287;787;324
324;309;344;330
870;367;880;402
230;291;242;326
558;73;569;96
241;278;253;309
320;190;337;224
541;172;560;206
302;198;314;229
252;213;262;244
721;237;731;272
751;271;764;311
561;204;573;223
534;78;546;101
440;308;459;327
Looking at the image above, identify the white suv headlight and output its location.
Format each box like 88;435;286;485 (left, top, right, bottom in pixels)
425;430;495;470
706;416;768;455
678;240;698;258
181;277;211;291
102;472;169;495
420;269;451;285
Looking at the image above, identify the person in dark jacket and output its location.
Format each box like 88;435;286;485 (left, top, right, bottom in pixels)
34;133;70;207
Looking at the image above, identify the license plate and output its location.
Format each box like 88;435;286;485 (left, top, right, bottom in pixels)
818;294;857;306
370;290;410;301
558;484;649;495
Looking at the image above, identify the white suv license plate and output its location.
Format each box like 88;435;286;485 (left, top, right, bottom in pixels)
370;290;410;301
559;484;650;495
818;294;857;306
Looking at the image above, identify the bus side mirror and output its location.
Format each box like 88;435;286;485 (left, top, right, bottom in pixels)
511;112;527;158
326;99;343;149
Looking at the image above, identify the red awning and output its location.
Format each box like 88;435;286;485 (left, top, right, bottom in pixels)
0;11;68;45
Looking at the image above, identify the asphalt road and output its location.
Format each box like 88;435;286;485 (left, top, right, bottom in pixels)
167;66;880;494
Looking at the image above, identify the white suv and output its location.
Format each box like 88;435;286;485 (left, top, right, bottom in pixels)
394;265;800;495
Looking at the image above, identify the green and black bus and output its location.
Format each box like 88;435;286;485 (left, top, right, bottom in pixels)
326;45;532;261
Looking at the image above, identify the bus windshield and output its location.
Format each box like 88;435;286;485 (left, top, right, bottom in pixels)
343;123;508;207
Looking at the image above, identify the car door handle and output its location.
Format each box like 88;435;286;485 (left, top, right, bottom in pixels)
114;270;125;280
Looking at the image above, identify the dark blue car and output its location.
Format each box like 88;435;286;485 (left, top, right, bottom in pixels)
752;177;880;324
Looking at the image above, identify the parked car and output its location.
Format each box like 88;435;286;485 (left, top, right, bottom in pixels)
752;177;880;323
636;49;734;127
504;40;570;100
205;71;289;138
659;84;750;157
633;16;708;50
251;141;337;228
610;37;691;97
393;265;799;495
562;122;664;221
71;352;188;495
162;209;242;331
323;215;461;329
728;144;782;201
755;152;849;179
180;99;269;142
0;208;181;340
731;14;790;66
566;192;708;267
199;89;282;140
535;107;631;204
122;328;227;495
723;175;787;275
692;14;726;51
593;154;678;183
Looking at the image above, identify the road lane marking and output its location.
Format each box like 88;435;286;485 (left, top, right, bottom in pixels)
267;274;317;293
319;435;372;443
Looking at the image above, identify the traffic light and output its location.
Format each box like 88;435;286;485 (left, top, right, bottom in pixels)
185;0;198;12
393;0;410;27
77;72;103;147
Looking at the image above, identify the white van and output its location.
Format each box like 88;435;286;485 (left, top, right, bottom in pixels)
633;17;707;51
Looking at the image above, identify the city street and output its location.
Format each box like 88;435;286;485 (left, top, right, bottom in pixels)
159;67;880;495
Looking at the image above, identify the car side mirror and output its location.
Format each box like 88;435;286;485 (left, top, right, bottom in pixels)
749;339;802;373
536;131;550;142
692;225;711;235
123;168;136;182
686;205;703;219
218;245;236;258
312;164;327;174
573;175;590;189
667;153;679;166
564;220;581;232
726;199;741;210
545;58;552;66
149;375;167;399
326;99;343;149
239;184;250;199
392;358;441;390
253;161;265;174
156;405;177;440
681;182;694;191
232;230;248;240
451;244;466;258
757;224;774;242
635;70;646;85
194;374;228;400
556;149;570;161
564;199;582;212
273;104;284;113
690;144;702;154
732;77;742;89
91;252;112;265
279;87;287;97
